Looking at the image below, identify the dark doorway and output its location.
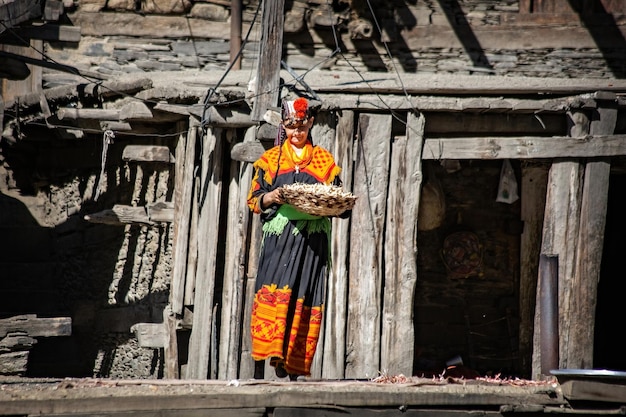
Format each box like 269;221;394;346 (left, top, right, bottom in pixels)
594;172;626;371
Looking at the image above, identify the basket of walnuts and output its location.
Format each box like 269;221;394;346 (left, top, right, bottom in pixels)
279;183;357;217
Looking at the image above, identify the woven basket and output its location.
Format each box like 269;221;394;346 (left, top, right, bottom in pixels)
280;183;357;217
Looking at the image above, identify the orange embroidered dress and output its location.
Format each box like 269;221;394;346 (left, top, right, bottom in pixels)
246;140;344;376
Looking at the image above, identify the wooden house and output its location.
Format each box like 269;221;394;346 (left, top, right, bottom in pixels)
2;0;626;395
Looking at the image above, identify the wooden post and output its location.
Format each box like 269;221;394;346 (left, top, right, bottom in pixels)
533;162;584;378
565;96;615;368
170;122;197;315
219;128;254;380
346;113;392;379
519;164;548;377
250;0;284;122
321;111;354;379
186;127;224;379
538;254;558;376
380;111;424;376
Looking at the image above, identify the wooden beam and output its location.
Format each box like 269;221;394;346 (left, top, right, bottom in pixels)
69;11;242;41
424;113;565;134
188;105;254;128
122;145;175;163
0;315;72;338
5;78;153;110
0;24;81;43
83;203;174;225
230;141;265;163
131;323;167;348
421;135;626;160
560;380;626;404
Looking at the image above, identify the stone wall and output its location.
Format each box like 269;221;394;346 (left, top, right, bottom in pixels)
40;0;626;88
0;137;174;378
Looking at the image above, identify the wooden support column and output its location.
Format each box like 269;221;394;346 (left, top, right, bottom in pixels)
519;163;548;378
170;122;197;315
564;95;615;369
321;111;354;379
251;0;284;121
219;128;253;380
532;111;587;379
346;113;392;379
381;111;424;376
186;126;224;379
237;127;262;380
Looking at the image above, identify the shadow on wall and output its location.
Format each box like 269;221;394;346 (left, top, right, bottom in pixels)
0;135;171;378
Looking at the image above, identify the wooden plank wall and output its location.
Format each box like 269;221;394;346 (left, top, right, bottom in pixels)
170;97;617;381
172;109;423;380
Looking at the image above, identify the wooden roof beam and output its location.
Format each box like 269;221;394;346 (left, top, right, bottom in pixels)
422;134;626;160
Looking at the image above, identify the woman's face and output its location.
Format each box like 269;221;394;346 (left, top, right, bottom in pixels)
284;117;314;148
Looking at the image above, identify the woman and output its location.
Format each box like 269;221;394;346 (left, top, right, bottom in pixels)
246;97;348;380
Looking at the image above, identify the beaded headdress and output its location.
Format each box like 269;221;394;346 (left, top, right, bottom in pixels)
282;97;310;128
274;97;311;145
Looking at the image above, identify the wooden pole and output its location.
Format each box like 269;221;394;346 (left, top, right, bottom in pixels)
539;254;558;376
251;0;284;122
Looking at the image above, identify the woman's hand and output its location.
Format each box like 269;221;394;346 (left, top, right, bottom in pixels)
263;189;284;207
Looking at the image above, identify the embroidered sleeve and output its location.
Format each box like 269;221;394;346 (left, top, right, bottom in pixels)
247;167;268;214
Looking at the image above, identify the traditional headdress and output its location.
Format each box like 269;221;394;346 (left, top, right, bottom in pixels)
274;97;311;146
282;97;310;128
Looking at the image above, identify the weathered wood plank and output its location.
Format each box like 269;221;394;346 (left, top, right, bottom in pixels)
131;323;167;348
424;113;565;134
122;145;175;163
183;176;200;307
0;333;36;351
187;127;224;379
321;110;354;379
319;94;570;113
68;11;249;41
346;113;392;378
83;203;173;225
169;123;197;315
533;160;583;379
219;128;252;380
565;103;615;369
231;141;265;162
518;165;549;377
0;380;565;415
39;409;266;417
422;135;626;160
566;159;609;369
307;110;338;378
57;101;154;122
0;351;29;375
0;315;71;337
238;126;263;380
164;306;179;379
275;407;504;417
380;112;424;376
250;0;284;121
188;105;254;128
560;380;626;403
